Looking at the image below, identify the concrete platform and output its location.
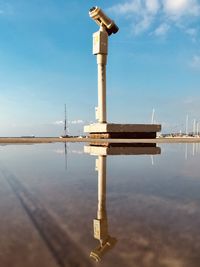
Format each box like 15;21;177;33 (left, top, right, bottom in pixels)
84;123;161;139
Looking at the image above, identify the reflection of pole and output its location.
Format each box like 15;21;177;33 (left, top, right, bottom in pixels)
185;143;188;160
64;142;67;170
90;155;117;262
196;143;198;154
151;155;154;165
97;156;107;221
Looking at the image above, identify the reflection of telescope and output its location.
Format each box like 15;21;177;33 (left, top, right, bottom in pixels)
90;155;117;262
85;143;161;262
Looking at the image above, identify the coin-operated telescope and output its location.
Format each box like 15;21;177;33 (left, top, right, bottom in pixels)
85;7;161;139
89;7;119;123
89;7;119;36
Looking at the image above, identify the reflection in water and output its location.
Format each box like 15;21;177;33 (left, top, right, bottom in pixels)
185;143;200;160
90;155;117;262
85;143;161;262
64;142;68;171
185;143;188;160
2;143;200;266
151;155;154;165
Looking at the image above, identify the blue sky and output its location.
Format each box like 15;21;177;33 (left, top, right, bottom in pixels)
0;0;200;136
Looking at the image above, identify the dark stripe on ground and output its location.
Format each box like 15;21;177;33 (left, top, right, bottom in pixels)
2;169;93;267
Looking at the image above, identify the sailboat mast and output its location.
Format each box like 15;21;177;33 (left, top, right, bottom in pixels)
64;104;67;136
151;108;155;124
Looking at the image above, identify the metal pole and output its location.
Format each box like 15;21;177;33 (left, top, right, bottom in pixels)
186;115;188;135
64;104;67;136
97;54;107;123
151;108;155;124
193;119;196;136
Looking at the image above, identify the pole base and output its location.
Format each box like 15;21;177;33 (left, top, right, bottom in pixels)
84;123;161;139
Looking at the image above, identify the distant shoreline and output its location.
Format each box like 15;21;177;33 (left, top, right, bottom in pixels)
0;137;200;144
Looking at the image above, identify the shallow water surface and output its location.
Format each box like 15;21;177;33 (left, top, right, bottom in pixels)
0;142;200;267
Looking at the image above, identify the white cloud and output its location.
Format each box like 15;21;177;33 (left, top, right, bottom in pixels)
146;0;160;14
53;119;84;125
133;15;153;34
163;0;200;17
190;55;200;69
185;28;197;36
154;23;170;36
184;27;198;41
108;0;200;36
109;0;141;15
109;0;156;35
70;120;84;124
54;120;64;125
164;0;189;16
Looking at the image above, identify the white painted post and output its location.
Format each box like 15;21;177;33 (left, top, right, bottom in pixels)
97;54;107;123
93;26;108;123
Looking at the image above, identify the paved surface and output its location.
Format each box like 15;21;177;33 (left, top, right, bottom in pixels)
0;172;58;267
0;137;200;144
0;168;93;267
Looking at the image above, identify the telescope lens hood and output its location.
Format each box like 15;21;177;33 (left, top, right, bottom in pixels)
111;24;119;34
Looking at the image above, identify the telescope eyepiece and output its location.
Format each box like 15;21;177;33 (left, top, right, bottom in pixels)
89;7;96;13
